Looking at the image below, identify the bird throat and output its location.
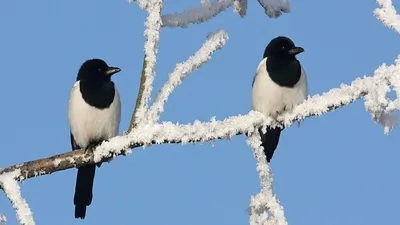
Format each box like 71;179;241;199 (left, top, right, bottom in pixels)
79;80;115;109
266;57;301;88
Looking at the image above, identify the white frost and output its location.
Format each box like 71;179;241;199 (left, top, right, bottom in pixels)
161;0;234;28
234;0;248;17
132;0;164;125
375;0;400;34
278;55;400;133
257;0;290;18
0;171;35;225
161;0;289;27
0;214;6;225
247;133;287;225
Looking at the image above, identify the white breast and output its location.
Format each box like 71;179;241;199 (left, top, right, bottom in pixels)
251;58;308;118
68;81;121;148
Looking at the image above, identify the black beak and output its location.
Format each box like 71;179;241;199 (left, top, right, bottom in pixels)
288;46;304;55
105;66;121;76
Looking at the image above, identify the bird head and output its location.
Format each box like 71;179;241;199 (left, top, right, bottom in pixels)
263;36;304;59
77;58;121;82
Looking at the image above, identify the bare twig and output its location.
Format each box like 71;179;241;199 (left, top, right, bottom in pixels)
128;55;148;132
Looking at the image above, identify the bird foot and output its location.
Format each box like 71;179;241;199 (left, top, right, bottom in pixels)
84;144;104;168
84;144;97;154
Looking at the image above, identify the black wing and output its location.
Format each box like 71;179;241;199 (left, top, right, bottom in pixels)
70;132;81;150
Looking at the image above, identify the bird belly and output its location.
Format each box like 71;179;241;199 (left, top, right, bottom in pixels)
68;82;121;148
252;69;307;118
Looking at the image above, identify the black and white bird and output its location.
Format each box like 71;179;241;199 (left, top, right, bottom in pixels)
68;58;121;219
251;36;308;162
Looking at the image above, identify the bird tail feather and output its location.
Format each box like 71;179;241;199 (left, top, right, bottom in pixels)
259;127;282;162
74;164;96;219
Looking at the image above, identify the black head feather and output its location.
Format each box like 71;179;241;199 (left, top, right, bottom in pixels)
76;58;121;109
263;36;304;59
263;36;304;87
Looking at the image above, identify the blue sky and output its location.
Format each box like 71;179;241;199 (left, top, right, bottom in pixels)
1;0;400;225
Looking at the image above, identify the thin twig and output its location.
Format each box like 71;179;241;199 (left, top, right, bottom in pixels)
128;55;148;133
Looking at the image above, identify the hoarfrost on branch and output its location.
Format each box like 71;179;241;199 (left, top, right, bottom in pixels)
1;0;399;225
0;171;35;225
0;214;6;225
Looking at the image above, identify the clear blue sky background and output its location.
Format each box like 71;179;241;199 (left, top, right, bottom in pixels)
1;0;399;225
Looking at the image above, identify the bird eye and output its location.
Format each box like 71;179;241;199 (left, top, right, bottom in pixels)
281;46;286;50
98;68;103;72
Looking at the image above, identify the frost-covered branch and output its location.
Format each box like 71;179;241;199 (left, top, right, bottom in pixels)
147;29;229;123
0;214;6;225
375;0;400;34
234;0;248;17
0;172;35;225
2;55;399;181
279;56;400;131
160;0;291;28
247;134;286;225
128;0;164;131
161;0;234;28
257;0;290;18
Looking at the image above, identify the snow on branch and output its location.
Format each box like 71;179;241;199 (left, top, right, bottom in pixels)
2;53;399;181
279;56;400;133
147;29;229;124
160;0;291;28
364;59;400;133
6;56;396;180
247;134;287;225
257;0;290;18
375;0;400;34
0;214;6;225
129;0;164;129
0;171;35;225
161;0;234;28
234;0;248;17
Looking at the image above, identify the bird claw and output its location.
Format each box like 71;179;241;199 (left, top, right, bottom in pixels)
84;145;96;154
84;144;104;168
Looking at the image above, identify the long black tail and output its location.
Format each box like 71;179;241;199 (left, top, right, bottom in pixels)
74;164;96;219
259;126;282;162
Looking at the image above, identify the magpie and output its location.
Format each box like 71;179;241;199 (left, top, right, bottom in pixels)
251;36;308;162
68;58;121;219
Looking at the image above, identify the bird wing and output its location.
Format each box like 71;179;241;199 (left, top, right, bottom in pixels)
70;132;81;150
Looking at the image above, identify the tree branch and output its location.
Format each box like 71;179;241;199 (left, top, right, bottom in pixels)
161;0;234;28
257;0;290;18
0;214;6;225
0;172;34;225
128;55;147;132
128;0;163;132
0;59;392;182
